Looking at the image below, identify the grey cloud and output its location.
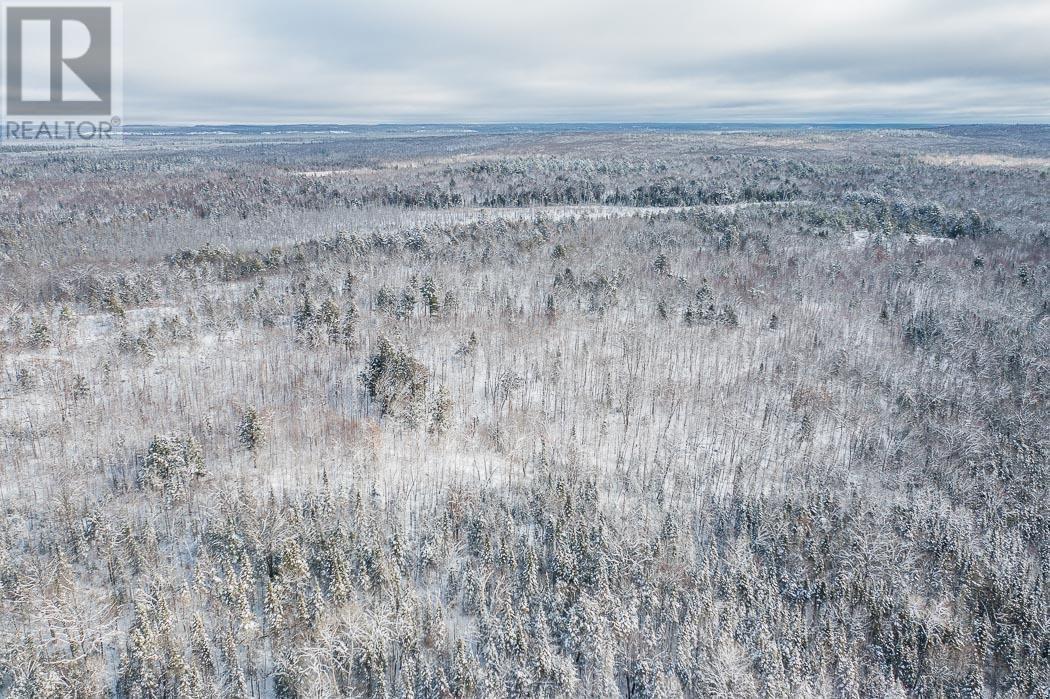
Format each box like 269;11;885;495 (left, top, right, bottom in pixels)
123;0;1050;123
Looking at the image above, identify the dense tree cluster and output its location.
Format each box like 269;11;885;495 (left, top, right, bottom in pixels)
0;126;1046;697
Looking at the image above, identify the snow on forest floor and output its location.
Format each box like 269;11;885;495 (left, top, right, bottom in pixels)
919;153;1050;169
348;200;811;228
850;229;955;248
440;201;799;222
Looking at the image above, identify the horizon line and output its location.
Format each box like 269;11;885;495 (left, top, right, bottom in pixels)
123;120;1049;128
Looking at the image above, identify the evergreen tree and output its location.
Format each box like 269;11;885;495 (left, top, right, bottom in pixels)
239;407;265;458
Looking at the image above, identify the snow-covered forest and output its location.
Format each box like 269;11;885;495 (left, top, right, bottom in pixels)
0;125;1047;697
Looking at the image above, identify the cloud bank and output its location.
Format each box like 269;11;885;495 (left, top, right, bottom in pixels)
125;0;1050;123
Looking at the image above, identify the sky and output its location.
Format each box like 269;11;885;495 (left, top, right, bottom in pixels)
122;0;1050;124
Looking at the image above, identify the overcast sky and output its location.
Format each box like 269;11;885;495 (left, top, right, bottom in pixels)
124;0;1050;124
